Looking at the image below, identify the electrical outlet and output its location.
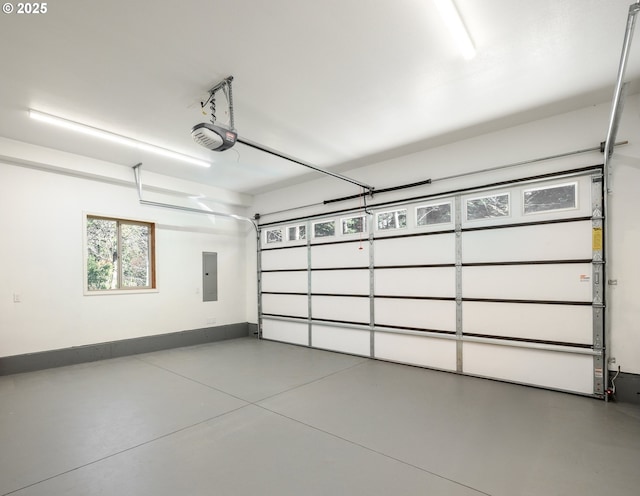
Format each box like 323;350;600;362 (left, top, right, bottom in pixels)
206;317;216;325
13;293;21;303
608;357;616;365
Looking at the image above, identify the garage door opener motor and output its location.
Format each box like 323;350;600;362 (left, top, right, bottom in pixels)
191;76;237;152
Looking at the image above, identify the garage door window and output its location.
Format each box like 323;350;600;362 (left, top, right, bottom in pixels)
376;209;407;230
342;215;367;235
416;202;452;226
523;182;577;214
313;220;336;238
466;193;510;220
265;228;283;244
287;225;306;241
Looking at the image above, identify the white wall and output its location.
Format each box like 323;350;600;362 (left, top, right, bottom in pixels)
249;95;640;375
0;155;251;358
3;95;639;377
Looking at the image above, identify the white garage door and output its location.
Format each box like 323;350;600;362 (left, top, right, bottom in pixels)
258;167;605;397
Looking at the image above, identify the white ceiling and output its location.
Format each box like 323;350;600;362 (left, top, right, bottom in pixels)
1;0;638;195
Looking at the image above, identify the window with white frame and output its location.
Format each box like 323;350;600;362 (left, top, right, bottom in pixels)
376;209;407;230
287;224;307;241
341;215;366;235
523;182;577;214
265;228;283;244
86;215;155;291
313;220;335;238
466;193;510;220
416;202;452;226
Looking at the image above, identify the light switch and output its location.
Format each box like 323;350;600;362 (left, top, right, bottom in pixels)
13;293;21;303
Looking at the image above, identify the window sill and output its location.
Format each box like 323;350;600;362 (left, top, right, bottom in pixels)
83;288;159;296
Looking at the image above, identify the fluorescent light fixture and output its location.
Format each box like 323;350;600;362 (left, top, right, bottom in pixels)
29;109;211;168
434;0;476;60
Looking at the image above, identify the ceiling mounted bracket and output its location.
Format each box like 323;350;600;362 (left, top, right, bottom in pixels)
201;76;236;130
192;76;238;151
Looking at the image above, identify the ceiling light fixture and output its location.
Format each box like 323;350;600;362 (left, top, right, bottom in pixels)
434;0;476;60
29;109;211;168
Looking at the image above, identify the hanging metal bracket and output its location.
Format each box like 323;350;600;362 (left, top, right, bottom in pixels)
132;163;257;231
201;76;235;130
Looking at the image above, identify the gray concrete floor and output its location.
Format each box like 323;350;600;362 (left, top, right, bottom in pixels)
1;337;639;496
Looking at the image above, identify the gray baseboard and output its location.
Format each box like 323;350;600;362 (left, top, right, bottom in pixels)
0;322;250;376
609;370;640;405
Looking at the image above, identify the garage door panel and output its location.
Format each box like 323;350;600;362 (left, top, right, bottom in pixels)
312;270;369;295
312;324;370;356
462;264;592;301
463;342;594;395
375;267;455;297
262;319;308;345
375;332;457;371
463;301;592;344
462;221;592;263
312;296;369;323
262;294;308;318
375;298;455;331
311;243;369;268
375;234;455;266
262;247;307;270
259;172;600;397
262;271;307;293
